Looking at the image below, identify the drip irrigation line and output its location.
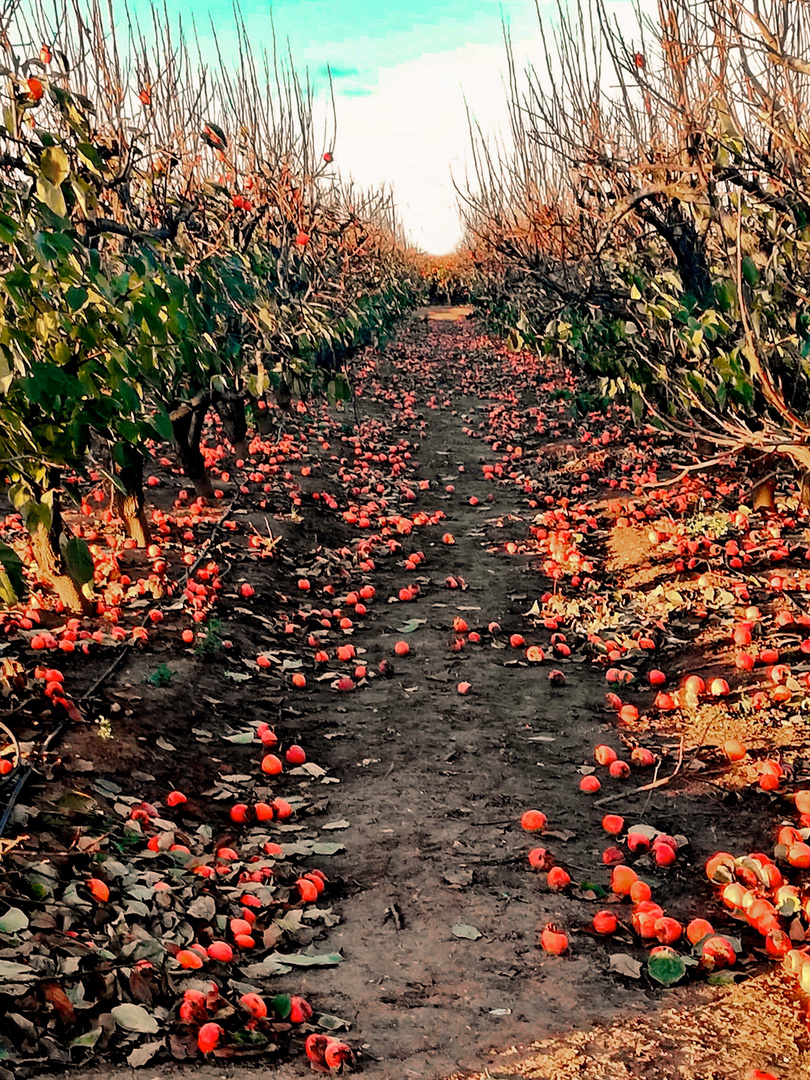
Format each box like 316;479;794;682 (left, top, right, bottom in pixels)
0;481;247;846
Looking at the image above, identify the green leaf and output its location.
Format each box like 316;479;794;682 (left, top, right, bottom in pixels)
76;142;103;176
707;970;737;986
0;541;25;604
0;907;29;934
111;1003;159;1033
310;842;345;856
741;256;760;287
579;881;608;897
22;497;53;538
316;1013;350;1031
70;1028;102;1050
271;993;291;1019
61;536;94;584
66;285;87;311
221;730;255;744
0;211;18;244
151;407;174;443
647;947;689;986
41;146;69;187
36;176;67;217
397;618;426;633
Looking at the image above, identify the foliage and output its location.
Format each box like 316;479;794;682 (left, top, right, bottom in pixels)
461;0;810;481
412;251;474;304
0;0;420;607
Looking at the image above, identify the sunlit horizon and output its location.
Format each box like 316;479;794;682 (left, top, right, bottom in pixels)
119;0;636;254
117;0;547;253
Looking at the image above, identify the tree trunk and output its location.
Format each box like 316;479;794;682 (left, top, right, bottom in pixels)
28;494;91;614
639;199;713;305
213;393;249;459
256;407;273;436
110;444;150;547
172;399;214;498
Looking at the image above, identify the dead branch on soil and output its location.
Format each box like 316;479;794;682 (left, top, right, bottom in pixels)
595;736;684;806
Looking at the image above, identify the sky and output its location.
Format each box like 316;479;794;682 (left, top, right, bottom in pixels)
260;0;554;253
127;0;633;254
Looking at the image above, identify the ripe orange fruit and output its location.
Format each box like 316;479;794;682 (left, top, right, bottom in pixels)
261;754;283;775
547;866;571;890
788;842;810;868
580;775;601;793
602;814;624;835
394;640;410;656
528;847;552;870
594;745;617;766
240;992;267;1018
723;739;747;761
629;879;652;903
611;866;638;895
709;677;730;697
207;941;233;962
593;910;618;935
652;840;677;866
654;916;682;944
197;1022;222;1053
290;995;314;1023
88;878;109;902
177;949;204;969
700;935;737;969
539;924;568;954
521;809;547;832
297;878;319;902
686;918;713;945
631;747;656;767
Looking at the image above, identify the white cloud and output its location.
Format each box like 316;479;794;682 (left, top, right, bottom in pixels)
332;37;538;254
324;1;641;254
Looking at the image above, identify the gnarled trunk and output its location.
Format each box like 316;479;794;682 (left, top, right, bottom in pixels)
638;199;713;305
172;399;214;498
26;490;91;614
256;406;274;436
213;392;249;459
110;444;150;547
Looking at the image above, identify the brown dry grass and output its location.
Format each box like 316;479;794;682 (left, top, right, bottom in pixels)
445;971;810;1080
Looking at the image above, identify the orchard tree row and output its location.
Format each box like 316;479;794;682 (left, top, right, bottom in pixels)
0;0;420;611
461;0;810;491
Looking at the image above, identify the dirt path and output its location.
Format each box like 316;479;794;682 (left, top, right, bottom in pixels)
15;311;810;1080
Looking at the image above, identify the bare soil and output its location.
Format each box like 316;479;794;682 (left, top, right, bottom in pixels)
11;309;810;1080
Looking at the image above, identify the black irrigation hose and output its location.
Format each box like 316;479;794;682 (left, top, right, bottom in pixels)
0;485;246;844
